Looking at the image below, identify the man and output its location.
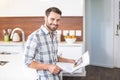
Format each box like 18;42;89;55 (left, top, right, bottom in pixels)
24;7;75;80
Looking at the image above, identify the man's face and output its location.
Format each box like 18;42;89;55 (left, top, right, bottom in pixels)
45;12;61;31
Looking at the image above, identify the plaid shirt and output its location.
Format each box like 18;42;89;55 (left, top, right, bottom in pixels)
24;25;60;80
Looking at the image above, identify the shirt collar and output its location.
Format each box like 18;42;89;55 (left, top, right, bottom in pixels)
41;25;57;35
41;25;49;34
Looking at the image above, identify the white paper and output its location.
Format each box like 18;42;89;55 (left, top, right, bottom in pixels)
56;51;90;73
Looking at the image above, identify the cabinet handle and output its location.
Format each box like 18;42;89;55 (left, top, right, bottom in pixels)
115;25;120;36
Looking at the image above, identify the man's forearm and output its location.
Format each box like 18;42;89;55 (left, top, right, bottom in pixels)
29;61;61;74
29;61;49;70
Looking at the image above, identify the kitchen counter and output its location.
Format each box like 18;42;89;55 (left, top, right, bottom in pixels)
0;54;36;80
0;54;85;80
0;41;83;46
59;41;82;47
0;41;85;79
0;41;23;46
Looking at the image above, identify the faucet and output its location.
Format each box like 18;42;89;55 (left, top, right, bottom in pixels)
10;28;25;51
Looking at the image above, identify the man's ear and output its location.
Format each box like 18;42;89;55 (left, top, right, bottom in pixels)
44;16;47;21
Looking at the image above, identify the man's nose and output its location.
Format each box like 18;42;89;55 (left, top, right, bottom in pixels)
53;20;57;25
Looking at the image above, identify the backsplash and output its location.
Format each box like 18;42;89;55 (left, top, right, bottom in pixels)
0;16;83;41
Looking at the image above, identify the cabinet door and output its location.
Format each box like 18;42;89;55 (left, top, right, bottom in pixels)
58;46;82;60
0;45;22;53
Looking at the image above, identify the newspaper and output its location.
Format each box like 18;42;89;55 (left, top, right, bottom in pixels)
56;51;90;73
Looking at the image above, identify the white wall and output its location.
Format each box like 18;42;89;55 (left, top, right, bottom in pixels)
85;0;114;68
0;0;83;16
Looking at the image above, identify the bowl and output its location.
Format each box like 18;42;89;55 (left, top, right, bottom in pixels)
65;38;76;44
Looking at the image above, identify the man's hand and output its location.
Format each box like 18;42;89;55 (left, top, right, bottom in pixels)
68;59;76;64
48;64;61;74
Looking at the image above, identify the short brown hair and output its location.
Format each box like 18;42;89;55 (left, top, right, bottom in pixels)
45;7;62;17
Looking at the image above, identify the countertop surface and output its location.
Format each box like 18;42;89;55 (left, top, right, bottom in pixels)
0;41;23;46
0;41;83;46
0;54;36;80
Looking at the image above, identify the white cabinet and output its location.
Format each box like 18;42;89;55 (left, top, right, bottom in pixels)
0;45;22;53
58;42;83;59
0;41;24;53
58;42;86;77
0;42;24;62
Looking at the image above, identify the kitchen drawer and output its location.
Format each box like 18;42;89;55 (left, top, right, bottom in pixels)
0;45;23;53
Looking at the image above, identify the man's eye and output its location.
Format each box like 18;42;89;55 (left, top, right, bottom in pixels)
57;19;60;22
51;18;55;21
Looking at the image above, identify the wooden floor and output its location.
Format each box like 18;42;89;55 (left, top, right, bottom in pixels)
63;65;120;80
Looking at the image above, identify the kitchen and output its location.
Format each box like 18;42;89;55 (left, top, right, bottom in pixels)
0;0;85;80
0;0;120;80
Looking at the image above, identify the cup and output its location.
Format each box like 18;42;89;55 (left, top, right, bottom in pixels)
4;35;9;42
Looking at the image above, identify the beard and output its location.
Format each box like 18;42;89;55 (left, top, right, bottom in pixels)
46;23;58;31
